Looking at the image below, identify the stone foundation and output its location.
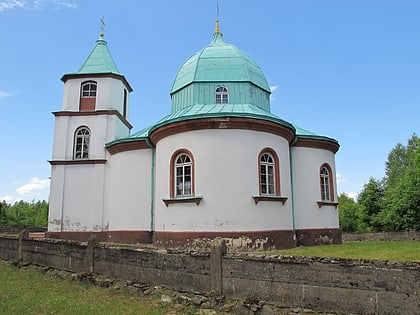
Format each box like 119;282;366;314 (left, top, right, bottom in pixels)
153;230;296;251
296;228;342;246
44;228;342;251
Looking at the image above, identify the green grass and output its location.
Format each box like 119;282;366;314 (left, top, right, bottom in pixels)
261;241;420;262
0;260;195;315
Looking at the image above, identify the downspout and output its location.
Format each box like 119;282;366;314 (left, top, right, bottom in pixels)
289;136;298;239
146;138;156;234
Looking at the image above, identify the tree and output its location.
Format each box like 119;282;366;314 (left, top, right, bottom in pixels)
338;193;365;232
0;201;10;225
381;134;420;230
357;177;385;231
0;200;48;228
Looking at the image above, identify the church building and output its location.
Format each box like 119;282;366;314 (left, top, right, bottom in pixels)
46;21;341;250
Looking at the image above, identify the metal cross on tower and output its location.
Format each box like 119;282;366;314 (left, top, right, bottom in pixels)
100;16;105;37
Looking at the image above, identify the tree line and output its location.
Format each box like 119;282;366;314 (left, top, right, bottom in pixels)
339;134;419;232
0;200;48;228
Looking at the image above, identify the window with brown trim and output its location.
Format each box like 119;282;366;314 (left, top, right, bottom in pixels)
320;164;334;201
79;81;97;111
253;148;287;204
73;126;90;160
170;149;195;198
258;149;280;196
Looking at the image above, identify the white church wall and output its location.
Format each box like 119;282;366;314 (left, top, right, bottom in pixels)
62;78;128;113
105;149;152;231
48;165;65;232
61;79;80;111
154;129;293;232
51;115;70;160
113;117;131;140
291;146;339;229
95;78;128;112
55;164;106;231
53;115;119;160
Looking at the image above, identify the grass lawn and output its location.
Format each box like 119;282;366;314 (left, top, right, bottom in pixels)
261;241;420;262
0;260;196;315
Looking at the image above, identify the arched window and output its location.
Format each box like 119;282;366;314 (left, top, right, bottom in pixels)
215;85;229;104
258;149;280;196
320;164;334;201
80;81;97;111
73;126;90;160
81;82;97;97
171;150;194;197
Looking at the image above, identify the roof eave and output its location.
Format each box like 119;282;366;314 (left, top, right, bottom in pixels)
294;135;340;154
60;72;133;92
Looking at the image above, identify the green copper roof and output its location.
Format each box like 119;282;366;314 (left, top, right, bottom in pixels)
106;104;294;147
153;103;293;128
170;32;271;94
294;124;339;144
76;35;120;74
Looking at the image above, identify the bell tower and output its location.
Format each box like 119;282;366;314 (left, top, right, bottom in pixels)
47;23;133;237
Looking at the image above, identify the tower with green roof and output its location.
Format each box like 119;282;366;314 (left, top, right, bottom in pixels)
48;31;134;237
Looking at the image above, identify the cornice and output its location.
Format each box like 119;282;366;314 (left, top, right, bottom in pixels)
293;137;340;154
107;140;151;155
53;110;133;130
150;117;295;145
49;159;107;165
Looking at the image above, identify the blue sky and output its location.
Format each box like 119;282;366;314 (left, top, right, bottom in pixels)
0;0;419;203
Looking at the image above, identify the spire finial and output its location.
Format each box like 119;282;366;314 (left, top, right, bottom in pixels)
214;0;221;34
215;20;221;34
100;16;105;38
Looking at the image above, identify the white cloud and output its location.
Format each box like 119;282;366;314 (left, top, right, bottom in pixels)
270;85;278;101
0;0;24;11
33;0;76;9
16;177;50;197
344;191;358;201
0;90;11;99
0;0;76;11
336;173;346;184
0;195;15;204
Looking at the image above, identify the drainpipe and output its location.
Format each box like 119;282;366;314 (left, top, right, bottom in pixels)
289;136;298;238
146;139;156;233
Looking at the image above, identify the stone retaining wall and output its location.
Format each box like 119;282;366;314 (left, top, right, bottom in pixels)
0;226;46;234
0;235;418;315
343;230;420;242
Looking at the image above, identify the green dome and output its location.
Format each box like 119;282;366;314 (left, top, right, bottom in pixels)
170;31;271;94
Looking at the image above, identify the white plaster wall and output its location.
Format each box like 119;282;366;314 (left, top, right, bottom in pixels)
50;164;106;232
291;146;339;229
104;149;153;230
62;77;129;113
52;114;124;160
48;165;65;232
114;118;131;140
154;129;293;232
51;115;71;160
